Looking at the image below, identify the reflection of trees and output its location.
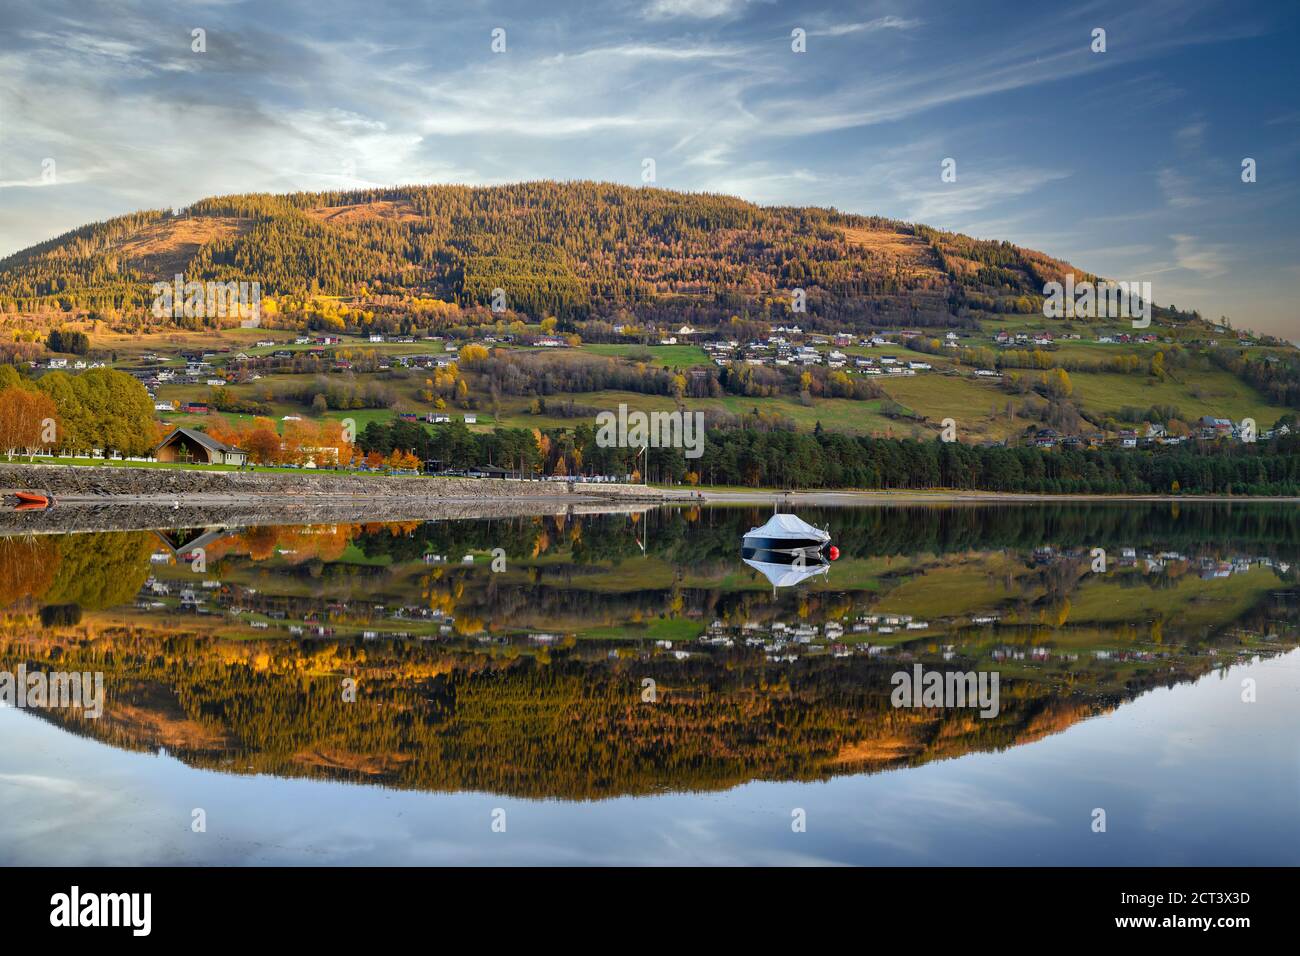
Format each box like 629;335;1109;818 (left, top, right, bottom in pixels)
170;504;1297;646
44;532;156;610
348;504;1300;575
212;524;360;565
0;536;60;606
0;532;153;612
40;604;82;627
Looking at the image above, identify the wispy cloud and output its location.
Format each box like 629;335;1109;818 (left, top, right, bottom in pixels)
810;17;923;37
1157;167;1203;208
1170;233;1231;277
642;0;752;21
1175;119;1207;149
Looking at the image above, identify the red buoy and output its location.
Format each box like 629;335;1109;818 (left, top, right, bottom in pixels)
828;546;840;561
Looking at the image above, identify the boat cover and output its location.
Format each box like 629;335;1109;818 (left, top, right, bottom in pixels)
744;513;829;542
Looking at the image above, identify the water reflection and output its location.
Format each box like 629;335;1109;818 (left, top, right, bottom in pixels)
742;554;830;588
0;502;1297;807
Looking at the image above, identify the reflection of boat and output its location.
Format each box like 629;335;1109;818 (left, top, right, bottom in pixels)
743;555;830;588
742;513;830;555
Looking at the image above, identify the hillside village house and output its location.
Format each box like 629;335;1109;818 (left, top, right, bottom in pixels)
1198;416;1235;439
154;426;248;466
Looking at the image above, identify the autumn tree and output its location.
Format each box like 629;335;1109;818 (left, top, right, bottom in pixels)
0;386;60;458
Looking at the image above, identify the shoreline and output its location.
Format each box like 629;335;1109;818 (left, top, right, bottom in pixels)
657;488;1300;504
0;496;657;535
1;462;1296;512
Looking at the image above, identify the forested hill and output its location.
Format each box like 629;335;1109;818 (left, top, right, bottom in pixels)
0;181;1086;328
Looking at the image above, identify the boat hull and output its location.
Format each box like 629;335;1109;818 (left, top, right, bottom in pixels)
741;535;827;554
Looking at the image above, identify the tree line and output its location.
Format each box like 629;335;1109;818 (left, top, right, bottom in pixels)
362;412;1300;495
0;365;156;457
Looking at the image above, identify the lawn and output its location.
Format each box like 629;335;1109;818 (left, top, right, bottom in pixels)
492;388;915;436
581;343;712;366
880;374;1015;440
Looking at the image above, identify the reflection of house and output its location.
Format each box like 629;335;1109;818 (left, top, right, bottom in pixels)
154;426;248;465
151;527;234;556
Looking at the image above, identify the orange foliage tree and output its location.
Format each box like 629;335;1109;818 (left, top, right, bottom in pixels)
0;386;61;459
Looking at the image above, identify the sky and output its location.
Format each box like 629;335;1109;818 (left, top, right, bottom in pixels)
0;0;1297;339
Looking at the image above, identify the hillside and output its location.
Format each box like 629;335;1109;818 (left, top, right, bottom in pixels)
2;181;1296;458
0;181;1085;329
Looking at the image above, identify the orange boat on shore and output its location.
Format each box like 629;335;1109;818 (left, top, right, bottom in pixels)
13;491;51;508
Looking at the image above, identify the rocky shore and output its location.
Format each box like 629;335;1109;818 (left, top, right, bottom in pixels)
0;497;657;536
0;462;665;504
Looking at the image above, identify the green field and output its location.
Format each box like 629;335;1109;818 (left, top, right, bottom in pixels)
1067;367;1289;425
489;388;910;436
880;374;1013;439
582;343;711;366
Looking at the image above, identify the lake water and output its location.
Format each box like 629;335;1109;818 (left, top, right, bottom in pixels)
1;502;1297;865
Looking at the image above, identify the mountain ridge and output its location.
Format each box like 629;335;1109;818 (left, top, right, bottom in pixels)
0;180;1094;330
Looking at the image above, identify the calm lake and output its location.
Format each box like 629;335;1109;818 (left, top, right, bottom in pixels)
1;501;1298;865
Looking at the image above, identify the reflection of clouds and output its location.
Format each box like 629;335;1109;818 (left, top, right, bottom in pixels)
838;774;1055;863
0;771;88;795
2;651;1298;865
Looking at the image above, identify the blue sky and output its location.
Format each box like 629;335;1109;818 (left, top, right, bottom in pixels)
1;0;1297;338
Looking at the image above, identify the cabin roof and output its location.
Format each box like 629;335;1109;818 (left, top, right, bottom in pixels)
155;426;246;456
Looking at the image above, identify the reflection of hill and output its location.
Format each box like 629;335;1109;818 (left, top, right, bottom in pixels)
1;626;1243;801
826;694;1107;771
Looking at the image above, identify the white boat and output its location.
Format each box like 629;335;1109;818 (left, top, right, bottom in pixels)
742;513;830;557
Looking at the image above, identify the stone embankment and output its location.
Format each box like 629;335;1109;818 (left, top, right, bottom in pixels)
0;463;665;504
